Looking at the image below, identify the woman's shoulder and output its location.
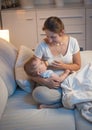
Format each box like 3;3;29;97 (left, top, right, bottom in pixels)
69;36;80;53
34;39;49;55
38;39;48;47
69;36;78;42
69;36;79;46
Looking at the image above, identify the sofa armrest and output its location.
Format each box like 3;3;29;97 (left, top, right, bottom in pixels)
0;77;8;120
0;38;18;96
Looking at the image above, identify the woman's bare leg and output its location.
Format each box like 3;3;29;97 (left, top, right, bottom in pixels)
32;86;62;105
38;103;62;109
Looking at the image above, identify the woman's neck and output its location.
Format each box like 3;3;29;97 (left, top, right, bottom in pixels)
59;34;68;45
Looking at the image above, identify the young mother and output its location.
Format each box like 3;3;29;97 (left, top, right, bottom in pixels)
24;16;81;108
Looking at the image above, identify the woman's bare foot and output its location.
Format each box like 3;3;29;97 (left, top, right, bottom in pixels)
38;103;63;109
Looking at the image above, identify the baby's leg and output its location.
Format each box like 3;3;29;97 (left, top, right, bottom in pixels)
64;69;70;75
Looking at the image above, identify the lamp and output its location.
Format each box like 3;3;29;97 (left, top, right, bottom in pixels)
0;30;10;42
0;0;10;42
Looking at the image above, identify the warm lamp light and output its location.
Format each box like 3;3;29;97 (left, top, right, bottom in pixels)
0;30;10;42
0;1;10;42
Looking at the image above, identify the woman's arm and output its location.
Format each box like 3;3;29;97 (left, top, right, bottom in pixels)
29;75;60;89
50;51;81;71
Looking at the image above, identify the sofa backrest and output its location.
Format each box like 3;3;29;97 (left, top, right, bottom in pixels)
80;51;92;69
0;38;18;96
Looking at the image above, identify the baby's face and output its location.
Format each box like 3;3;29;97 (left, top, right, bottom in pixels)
30;59;47;76
35;60;47;75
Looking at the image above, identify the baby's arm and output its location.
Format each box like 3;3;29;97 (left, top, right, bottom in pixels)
51;70;70;83
59;69;70;82
50;73;61;82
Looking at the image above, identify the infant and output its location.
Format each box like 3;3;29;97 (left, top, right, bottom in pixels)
24;56;70;85
24;56;70;109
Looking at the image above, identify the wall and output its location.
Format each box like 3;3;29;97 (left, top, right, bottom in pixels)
64;0;83;3
34;0;54;5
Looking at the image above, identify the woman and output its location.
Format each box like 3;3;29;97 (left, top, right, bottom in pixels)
24;16;81;109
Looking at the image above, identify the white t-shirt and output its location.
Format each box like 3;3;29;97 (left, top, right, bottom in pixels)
34;36;80;75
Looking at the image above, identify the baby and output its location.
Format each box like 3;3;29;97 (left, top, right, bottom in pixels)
24;56;70;82
24;56;70;109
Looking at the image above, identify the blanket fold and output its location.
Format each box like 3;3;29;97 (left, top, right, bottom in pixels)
76;102;92;122
61;62;92;122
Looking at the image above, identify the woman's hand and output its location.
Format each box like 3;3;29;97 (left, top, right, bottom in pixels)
30;75;60;89
50;60;64;70
50;51;81;71
45;77;60;89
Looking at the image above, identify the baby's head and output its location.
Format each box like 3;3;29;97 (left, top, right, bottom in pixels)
24;56;47;76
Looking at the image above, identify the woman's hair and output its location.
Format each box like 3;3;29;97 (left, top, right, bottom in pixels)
42;16;64;34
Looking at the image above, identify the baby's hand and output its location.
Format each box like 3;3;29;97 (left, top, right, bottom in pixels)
51;74;61;82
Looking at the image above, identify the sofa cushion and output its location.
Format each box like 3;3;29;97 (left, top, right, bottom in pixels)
15;45;35;93
0;38;17;96
0;76;8;120
0;89;75;130
74;109;92;130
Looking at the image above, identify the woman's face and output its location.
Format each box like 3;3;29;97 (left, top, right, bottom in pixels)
45;29;62;44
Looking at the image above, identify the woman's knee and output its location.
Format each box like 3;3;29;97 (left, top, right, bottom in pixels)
32;86;62;104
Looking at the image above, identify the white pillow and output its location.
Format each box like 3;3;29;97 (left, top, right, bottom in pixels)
0;38;17;96
0;76;8;120
15;45;35;93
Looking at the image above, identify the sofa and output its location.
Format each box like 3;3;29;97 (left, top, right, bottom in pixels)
0;38;92;130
